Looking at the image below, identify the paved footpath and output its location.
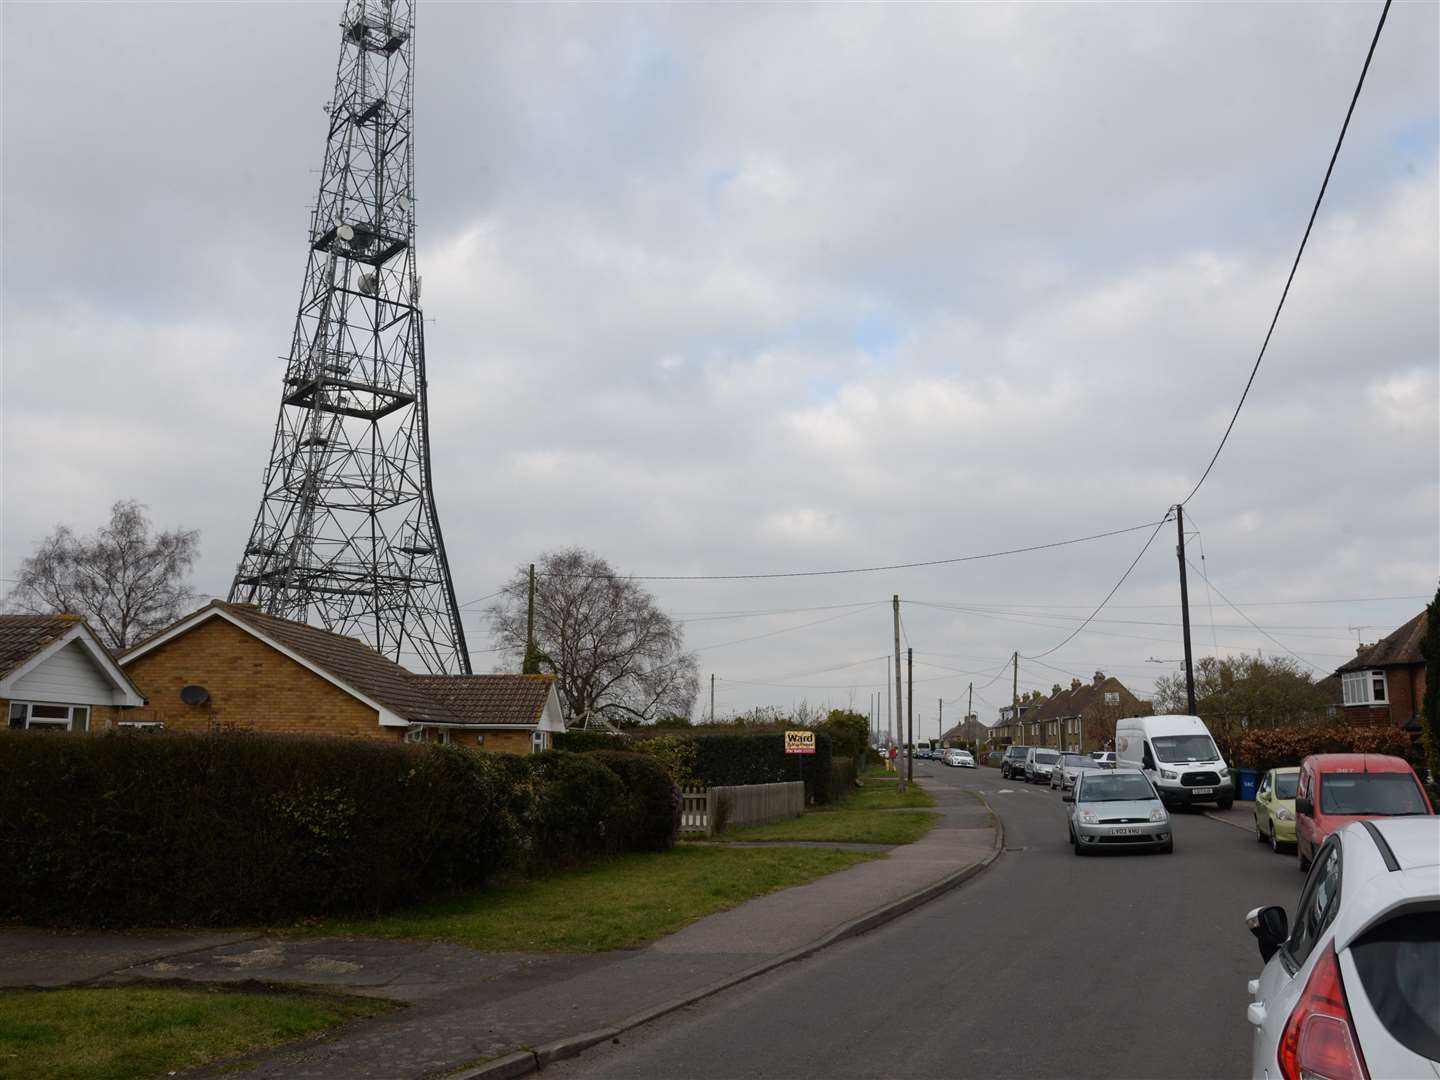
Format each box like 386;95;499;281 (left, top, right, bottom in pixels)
0;782;998;1080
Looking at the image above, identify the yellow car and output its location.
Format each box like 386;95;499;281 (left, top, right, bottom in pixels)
1252;767;1299;853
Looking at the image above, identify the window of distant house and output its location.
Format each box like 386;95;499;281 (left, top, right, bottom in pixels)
531;730;545;753
1104;692;1119;706
8;702;89;732
1342;670;1387;706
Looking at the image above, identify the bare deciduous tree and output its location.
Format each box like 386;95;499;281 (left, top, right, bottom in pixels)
488;548;699;727
5;500;200;650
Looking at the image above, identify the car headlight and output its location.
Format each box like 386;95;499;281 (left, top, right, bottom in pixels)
1078;810;1099;824
1148;807;1166;823
1160;768;1179;780
1218;767;1229;777
1276;807;1294;822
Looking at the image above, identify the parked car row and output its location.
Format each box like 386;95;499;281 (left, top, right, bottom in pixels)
997;743;1118;784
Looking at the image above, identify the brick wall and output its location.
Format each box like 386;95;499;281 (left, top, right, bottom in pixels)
122;616;392;739
484;728;537;755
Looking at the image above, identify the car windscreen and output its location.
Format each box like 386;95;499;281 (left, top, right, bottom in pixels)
1350;909;1440;1062
1078;773;1155;802
1274;773;1298;800
1062;755;1089;766
1006;747;1029;757
1033;750;1059;763
1151;734;1218;763
1319;772;1429;816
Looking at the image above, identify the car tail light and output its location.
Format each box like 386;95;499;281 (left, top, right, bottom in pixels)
1277;943;1369;1080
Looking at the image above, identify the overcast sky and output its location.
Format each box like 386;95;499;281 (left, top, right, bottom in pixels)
3;1;1436;731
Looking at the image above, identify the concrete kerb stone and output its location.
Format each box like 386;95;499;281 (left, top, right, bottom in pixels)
1202;810;1258;834
453;790;1006;1080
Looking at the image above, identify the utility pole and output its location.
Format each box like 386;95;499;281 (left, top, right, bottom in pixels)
1175;505;1197;714
967;682;973;747
1012;651;1019;744
893;596;905;792
710;673;715;724
938;698;943;747
522;563;541;675
906;647;914;783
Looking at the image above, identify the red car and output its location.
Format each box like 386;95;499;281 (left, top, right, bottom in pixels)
1294;753;1433;871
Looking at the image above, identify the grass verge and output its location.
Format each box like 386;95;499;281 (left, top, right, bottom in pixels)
713;777;939;844
0;986;385;1080
305;846;875;953
715;809;938;845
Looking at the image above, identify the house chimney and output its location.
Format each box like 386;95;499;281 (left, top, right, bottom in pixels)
1070;678;1082;691
1093;671;1105;686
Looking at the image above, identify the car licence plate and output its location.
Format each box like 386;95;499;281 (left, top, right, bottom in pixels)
1112;827;1141;836
1192;787;1214;796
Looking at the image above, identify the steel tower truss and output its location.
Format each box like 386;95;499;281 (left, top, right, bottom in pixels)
231;0;469;674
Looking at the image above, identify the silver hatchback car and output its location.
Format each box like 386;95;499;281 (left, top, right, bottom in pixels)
1065;768;1173;855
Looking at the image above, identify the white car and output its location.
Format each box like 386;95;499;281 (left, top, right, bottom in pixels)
1244;817;1440;1080
944;749;975;768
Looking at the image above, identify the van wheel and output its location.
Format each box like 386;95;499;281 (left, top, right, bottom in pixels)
1218;797;1234;811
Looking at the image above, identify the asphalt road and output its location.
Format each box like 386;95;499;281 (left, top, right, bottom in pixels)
551;762;1304;1080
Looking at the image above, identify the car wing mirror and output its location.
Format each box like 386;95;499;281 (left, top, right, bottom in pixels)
1061;792;1074;803
1295;797;1313;816
1246;905;1288;964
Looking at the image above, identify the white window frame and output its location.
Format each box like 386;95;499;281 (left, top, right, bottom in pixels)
1341;670;1387;706
7;702;90;732
1104;691;1120;706
531;730;546;754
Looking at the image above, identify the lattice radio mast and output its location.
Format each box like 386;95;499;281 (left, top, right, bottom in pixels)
230;0;470;674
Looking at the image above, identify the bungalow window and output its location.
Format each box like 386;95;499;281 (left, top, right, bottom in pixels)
1342;670;1387;706
531;730;546;753
8;702;89;732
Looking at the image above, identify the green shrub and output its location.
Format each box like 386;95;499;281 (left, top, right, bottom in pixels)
828;756;858;803
689;732;835;804
527;750;629;864
0;732;528;927
587;750;681;851
553;730;627;753
1233;723;1422;775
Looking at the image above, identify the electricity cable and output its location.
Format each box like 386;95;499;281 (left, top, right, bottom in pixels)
1181;0;1392;505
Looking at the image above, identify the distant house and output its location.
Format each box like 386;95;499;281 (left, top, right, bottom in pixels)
118;600;565;752
1;614;145;732
1334;611;1428;734
1028;673;1150;753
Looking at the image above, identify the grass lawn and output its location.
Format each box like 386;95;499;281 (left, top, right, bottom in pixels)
847;778;936;810
712;777;939;844
715;808;937;845
306;846;876;953
0;986;385;1080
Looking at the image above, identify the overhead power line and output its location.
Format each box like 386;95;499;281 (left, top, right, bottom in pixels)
536;520;1163;581
1184;558;1326;674
1182;0;1392;505
1022;515;1172;660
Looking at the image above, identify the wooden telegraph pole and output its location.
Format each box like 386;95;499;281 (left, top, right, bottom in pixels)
1012;651;1019;744
906;647;914;783
1175;505;1197;714
893;596;905;792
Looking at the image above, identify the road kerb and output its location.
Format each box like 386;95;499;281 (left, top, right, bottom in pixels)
1202;810;1257;835
451;795;1005;1080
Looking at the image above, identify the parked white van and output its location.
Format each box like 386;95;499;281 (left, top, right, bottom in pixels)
1114;715;1234;810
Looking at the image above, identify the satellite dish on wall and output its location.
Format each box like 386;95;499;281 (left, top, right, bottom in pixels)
336;223;356;242
180;685;210;706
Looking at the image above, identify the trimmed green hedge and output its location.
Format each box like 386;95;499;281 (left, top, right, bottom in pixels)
587;750;681;851
552;730;627;753
0;734;679;928
690;732;836;804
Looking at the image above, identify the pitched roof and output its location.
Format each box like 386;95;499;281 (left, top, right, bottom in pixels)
411;673;556;726
1336;611;1427;674
0;614;86;679
214;602;459;724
